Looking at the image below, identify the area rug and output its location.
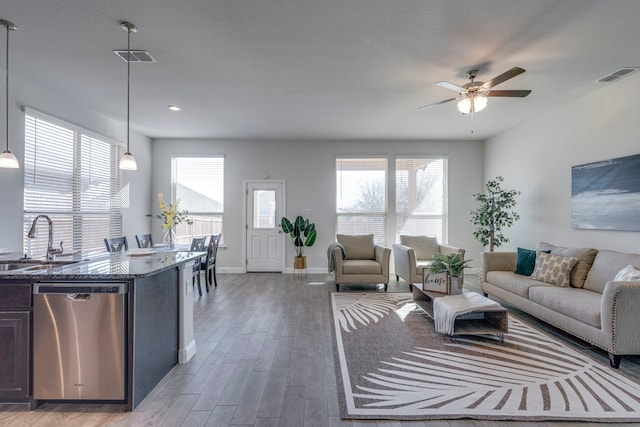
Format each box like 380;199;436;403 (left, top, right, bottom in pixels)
329;292;640;422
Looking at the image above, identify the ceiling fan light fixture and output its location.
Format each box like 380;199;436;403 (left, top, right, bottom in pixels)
457;95;487;114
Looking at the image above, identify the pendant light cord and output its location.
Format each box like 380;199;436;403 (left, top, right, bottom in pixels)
5;23;9;152
126;26;131;154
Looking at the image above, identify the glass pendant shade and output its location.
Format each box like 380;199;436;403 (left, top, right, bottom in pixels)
0;150;18;168
119;152;137;170
457;95;488;114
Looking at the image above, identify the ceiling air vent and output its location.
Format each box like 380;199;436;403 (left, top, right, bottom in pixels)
595;67;639;83
113;50;156;63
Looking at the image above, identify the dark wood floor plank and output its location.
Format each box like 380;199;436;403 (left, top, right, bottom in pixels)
278;386;305;427
257;367;288;418
204;405;236;427
230;369;270;425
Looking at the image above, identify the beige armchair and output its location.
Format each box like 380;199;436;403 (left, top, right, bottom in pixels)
331;234;391;291
393;235;465;288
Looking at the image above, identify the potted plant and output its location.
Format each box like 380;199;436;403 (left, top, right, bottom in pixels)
469;176;521;252
428;253;472;294
281;215;317;270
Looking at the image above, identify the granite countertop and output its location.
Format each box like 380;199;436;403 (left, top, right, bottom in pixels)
0;250;206;281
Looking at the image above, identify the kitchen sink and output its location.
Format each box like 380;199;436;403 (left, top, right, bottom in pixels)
0;260;77;273
0;263;32;271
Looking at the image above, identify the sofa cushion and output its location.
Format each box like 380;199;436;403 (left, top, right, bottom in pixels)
529;286;601;328
584;250;640;293
486;271;552;298
538;242;598;288
342;259;382;274
514;247;550;276
337;234;375;260
530;252;578;287
614;265;640;282
400;235;439;260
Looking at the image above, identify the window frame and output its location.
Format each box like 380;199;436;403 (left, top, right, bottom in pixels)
171;156;225;243
335;156;388;243
23;108;124;259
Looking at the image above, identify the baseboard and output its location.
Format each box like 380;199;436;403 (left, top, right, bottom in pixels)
178;340;196;364
283;267;329;274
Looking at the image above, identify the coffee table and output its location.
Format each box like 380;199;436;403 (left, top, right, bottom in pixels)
412;284;508;341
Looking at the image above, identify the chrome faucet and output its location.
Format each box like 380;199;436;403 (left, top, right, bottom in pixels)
27;215;63;261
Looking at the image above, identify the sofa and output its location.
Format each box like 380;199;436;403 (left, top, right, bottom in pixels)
330;234;391;291
393;235;465;288
481;242;640;368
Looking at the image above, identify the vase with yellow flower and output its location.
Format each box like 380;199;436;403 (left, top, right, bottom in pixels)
149;193;192;249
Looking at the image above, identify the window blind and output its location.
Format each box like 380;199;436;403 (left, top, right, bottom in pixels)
395;157;447;243
23;109;123;259
336;157;387;242
172;157;224;242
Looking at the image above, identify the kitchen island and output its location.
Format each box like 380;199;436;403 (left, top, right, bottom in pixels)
0;249;204;411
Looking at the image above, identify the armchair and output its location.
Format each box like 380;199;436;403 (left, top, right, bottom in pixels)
331;234;391;291
393;235;465;288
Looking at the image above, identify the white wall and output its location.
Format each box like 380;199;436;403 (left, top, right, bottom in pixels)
0;74;152;254
484;72;640;254
152;138;485;272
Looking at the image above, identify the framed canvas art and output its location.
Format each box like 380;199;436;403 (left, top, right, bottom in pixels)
572;153;640;231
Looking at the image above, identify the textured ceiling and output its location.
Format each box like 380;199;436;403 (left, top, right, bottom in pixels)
2;0;640;140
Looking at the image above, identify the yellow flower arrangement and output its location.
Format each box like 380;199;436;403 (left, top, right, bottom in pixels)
152;192;192;230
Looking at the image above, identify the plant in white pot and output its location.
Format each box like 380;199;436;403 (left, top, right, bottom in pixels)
281;215;317;270
428;253;472;294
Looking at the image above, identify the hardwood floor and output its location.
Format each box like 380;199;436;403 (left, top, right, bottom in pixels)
2;273;640;426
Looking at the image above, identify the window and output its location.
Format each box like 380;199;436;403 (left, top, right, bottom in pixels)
172;157;224;243
336;157;387;243
396;157;447;243
23;109;123;259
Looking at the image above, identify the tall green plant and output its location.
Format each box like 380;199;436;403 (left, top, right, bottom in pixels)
470;176;521;251
281;215;317;257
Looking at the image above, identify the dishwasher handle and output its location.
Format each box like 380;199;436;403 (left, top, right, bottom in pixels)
33;282;127;295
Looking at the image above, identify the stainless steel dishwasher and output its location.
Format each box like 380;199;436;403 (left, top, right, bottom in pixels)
33;282;127;400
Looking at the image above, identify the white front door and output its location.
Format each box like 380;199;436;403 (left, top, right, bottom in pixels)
245;181;285;272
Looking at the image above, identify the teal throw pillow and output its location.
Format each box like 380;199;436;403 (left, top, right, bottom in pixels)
514;247;550;276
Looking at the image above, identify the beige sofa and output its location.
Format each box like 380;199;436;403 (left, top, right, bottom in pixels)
393;235;465;288
481;242;640;368
331;234;391;291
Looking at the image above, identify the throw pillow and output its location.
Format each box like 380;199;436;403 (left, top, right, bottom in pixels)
514;248;537;276
614;265;640;282
399;235;439;260
537;242;597;288
514;247;551;276
530;252;579;287
336;234;375;260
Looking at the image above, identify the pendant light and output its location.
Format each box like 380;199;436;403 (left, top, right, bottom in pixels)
0;19;18;169
119;21;137;171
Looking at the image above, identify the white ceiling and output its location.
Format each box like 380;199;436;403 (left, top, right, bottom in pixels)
3;0;640;141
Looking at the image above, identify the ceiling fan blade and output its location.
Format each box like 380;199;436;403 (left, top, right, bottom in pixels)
418;97;456;110
435;81;465;92
480;66;526;90
486;89;531;97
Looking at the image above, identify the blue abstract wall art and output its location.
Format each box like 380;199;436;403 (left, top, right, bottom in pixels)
572;153;640;231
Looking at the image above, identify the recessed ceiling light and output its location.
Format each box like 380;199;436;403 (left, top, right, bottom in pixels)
168;105;181;111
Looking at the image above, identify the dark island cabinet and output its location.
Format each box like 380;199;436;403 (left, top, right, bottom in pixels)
0;283;32;402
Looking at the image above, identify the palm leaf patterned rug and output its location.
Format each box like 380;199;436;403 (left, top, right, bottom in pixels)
329;292;640;422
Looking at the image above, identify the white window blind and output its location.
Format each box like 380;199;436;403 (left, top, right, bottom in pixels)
395;157;447;243
172;157;224;243
23;109;123;259
336;157;387;243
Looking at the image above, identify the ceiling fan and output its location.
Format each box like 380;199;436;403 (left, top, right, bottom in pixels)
419;66;531;114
